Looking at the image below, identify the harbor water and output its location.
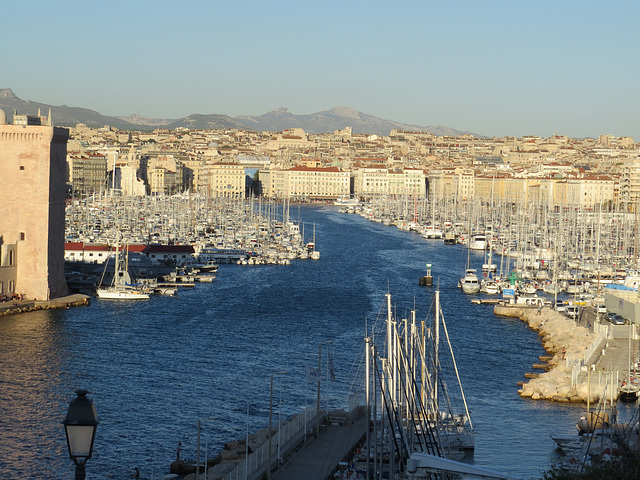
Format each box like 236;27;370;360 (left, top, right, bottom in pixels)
0;205;623;479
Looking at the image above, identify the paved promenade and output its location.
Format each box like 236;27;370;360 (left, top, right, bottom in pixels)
273;417;367;480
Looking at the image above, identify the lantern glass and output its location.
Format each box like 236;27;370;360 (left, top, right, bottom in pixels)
65;424;96;458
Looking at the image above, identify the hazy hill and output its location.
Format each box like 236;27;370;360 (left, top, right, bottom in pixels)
0;88;143;130
0;89;475;136
235;106;470;137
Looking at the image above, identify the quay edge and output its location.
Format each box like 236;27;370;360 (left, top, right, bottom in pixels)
0;294;90;317
494;304;611;403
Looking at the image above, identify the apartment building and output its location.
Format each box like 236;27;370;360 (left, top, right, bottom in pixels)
621;158;640;208
202;162;246;197
68;152;108;194
260;165;349;199
353;167;426;198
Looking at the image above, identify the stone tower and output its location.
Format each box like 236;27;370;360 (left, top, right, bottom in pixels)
0;109;69;300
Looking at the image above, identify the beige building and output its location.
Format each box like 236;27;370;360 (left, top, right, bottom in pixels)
260;165;349;199
265;128;315;151
202;162;246;197
353;167;426;198
0;109;69;300
68;152;108;194
147;155;185;195
565;175;615;207
621;158;640;208
428;168;474;202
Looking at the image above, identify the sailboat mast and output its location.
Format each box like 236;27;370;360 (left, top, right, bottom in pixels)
434;289;440;409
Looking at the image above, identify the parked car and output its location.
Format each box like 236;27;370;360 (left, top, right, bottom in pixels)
555;301;566;313
595;304;607;314
610;314;626;325
565;305;579;319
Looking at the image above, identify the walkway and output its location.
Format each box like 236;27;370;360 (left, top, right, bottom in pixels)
273;417;367;480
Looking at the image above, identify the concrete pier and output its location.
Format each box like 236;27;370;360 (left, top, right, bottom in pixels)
177;408;367;480
494;304;632;403
0;294;90;316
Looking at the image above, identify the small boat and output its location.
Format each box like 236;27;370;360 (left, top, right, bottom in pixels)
193;260;219;273
333;196;361;207
480;279;500;295
468;234;487;251
460;269;481;294
618;383;639;402
443;232;457;244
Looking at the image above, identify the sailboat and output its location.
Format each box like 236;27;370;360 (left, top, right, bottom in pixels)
459;205;480;294
96;243;150;300
307;222;320;260
360;291;485;480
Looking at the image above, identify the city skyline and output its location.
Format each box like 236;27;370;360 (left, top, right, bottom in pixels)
5;0;639;139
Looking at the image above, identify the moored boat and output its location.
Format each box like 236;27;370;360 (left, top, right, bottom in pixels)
460;269;481;294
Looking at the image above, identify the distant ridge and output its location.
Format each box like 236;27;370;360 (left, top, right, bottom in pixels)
234;106;473;137
0;88;142;131
0;88;477;137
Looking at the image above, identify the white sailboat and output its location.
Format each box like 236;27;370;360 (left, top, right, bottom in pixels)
362;290;476;479
96;243;150;300
307;222;320;260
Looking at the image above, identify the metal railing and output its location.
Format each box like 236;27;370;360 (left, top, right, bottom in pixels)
221;405;320;480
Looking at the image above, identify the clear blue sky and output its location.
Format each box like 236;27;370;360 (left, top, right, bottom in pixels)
5;0;639;138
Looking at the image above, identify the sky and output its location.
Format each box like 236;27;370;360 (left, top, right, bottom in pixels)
4;0;640;138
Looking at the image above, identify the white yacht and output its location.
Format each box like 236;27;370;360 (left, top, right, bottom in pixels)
459;269;481;294
468;234;488;251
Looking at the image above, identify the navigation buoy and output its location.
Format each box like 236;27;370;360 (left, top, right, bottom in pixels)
419;263;433;286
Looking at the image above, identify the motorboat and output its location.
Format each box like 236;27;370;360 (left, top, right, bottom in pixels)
459;269;481;294
468;234;487;251
481;279;500;295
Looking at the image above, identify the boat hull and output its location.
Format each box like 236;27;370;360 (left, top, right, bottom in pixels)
96;288;150;300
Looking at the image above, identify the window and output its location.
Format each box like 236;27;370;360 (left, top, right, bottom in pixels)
20;232;25;241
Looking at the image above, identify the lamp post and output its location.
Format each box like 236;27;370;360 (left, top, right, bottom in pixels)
316;340;333;438
196;416;217;480
268;371;288;480
62;389;99;480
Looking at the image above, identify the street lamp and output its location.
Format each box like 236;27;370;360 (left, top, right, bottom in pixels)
316;340;333;438
268;371;288;480
197;416;217;480
62;389;99;480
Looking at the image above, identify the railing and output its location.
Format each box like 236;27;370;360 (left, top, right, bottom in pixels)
221;405;320;480
571;327;607;387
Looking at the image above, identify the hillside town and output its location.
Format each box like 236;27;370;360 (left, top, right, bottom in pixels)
66;123;638;208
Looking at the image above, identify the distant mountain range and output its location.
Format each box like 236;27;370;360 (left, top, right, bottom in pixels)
0;88;475;137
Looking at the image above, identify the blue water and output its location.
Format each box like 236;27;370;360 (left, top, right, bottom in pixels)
0;205;624;479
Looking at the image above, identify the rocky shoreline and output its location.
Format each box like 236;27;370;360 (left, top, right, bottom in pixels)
494;304;602;403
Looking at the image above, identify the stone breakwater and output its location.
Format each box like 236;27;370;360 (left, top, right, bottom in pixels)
494;305;600;403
